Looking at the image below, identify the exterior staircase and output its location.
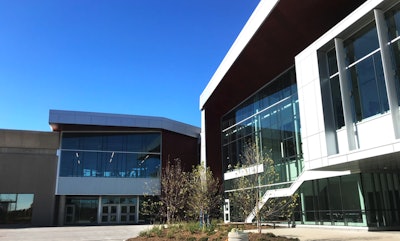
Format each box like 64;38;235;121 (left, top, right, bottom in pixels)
244;170;351;223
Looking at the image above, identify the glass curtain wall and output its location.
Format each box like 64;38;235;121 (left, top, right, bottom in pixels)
297;174;365;226
322;4;400;131
222;67;303;189
296;172;400;228
344;22;388;121
59;132;161;178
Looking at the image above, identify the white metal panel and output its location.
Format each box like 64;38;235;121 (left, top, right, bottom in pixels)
357;114;395;149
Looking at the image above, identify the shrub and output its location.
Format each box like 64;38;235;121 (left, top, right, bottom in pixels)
187;237;197;241
138;230;150;238
184;222;200;234
199;237;208;241
166;230;175;239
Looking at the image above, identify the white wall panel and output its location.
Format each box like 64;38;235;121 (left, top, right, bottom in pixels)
302;82;320;136
307;134;323;163
357;114;395;149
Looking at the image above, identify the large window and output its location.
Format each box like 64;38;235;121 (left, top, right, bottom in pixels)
222;67;303;187
327;49;345;129
0;194;34;224
59;132;161;178
322;5;400;131
297;175;364;226
344;22;389;121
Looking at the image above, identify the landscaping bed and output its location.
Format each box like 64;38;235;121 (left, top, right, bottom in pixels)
127;223;299;241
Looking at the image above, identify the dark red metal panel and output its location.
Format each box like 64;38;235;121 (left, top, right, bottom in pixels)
203;0;367;180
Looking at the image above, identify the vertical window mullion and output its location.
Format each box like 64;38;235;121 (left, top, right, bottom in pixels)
375;9;400;139
335;38;358;150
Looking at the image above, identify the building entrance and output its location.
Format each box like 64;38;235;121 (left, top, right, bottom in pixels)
100;204;136;223
63;196;138;225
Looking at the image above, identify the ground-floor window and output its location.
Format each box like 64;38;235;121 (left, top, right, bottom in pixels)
64;196;138;225
0;194;34;225
295;174;365;226
295;172;400;228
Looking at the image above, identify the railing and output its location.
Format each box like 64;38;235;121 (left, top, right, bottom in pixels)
245;170;351;223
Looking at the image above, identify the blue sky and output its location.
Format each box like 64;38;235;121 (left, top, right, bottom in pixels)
0;0;259;131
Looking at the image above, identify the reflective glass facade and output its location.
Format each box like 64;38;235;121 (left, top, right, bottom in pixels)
296;172;400;227
222;67;303;187
59;132;161;178
322;4;400;130
0;194;34;224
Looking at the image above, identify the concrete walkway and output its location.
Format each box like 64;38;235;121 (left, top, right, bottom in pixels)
256;226;400;241
0;225;153;241
1;224;400;241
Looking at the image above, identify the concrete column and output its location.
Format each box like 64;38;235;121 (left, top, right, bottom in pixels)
335;38;357;150
375;9;400;139
57;195;66;226
98;196;102;224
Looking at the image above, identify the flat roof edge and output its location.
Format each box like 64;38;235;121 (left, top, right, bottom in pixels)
199;0;279;110
49;110;200;138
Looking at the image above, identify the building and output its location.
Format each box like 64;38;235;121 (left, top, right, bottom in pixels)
200;0;400;230
0;129;59;226
0;110;200;226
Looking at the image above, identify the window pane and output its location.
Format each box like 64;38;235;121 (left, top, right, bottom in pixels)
330;75;345;129
344;22;379;65
0;194;34;224
348;53;388;120
327;49;338;75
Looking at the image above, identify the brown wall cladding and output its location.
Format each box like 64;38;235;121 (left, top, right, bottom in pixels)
161;130;199;172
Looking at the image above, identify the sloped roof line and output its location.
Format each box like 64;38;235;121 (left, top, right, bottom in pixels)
49;109;200;138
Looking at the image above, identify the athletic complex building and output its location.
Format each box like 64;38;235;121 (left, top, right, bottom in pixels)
2;0;400;231
0;110;200;226
200;0;400;230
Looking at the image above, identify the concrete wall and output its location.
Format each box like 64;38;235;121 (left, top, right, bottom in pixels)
0;129;59;226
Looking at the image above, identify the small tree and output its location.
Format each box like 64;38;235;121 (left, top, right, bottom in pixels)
160;158;190;224
229;141;297;233
187;163;221;230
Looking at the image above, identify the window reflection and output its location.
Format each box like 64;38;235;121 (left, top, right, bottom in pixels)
0;194;34;224
222;67;303;184
59;132;161;178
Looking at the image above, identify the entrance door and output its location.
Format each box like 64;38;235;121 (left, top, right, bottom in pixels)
101;205;118;223
120;205;136;223
65;205;75;224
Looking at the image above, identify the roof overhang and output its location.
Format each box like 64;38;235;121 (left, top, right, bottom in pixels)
199;0;367;117
49;109;200;138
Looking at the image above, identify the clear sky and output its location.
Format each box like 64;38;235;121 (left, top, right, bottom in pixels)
0;0;259;131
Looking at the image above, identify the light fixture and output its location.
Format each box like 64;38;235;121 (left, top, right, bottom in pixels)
109;152;115;163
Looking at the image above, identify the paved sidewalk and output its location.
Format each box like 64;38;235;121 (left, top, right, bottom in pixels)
1;224;400;241
0;225;153;241
255;226;400;241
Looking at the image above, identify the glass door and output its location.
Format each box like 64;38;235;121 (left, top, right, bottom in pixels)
65;204;75;224
120;205;136;223
101;204;118;223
